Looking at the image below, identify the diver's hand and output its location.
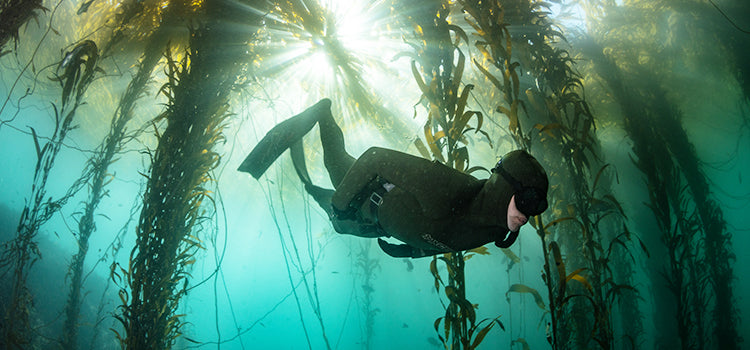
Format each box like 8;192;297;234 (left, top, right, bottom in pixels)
494;230;519;248
377;239;443;258
377;239;413;258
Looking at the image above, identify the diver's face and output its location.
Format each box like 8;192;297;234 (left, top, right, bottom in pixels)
507;195;528;232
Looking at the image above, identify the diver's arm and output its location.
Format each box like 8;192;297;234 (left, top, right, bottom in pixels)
332;147;477;215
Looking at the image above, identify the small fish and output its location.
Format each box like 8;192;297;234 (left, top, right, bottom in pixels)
588;198;612;214
59;45;84;70
402;259;413;272
183;336;201;344
77;0;95;14
402;323;409;328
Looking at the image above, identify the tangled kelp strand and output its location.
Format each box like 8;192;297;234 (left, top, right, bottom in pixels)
1;38;102;348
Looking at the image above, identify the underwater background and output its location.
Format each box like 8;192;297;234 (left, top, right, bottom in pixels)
0;0;748;349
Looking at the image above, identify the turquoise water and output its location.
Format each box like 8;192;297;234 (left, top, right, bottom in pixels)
1;0;748;349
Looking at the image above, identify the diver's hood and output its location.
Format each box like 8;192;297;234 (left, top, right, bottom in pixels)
470;150;549;248
499;150;549;195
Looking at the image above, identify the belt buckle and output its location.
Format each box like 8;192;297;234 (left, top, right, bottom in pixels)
370;192;383;206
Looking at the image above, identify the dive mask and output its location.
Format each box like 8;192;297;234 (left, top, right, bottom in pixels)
492;159;548;217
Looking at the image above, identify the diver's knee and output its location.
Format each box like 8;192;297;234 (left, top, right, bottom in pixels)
361;146;386;161
331;218;382;238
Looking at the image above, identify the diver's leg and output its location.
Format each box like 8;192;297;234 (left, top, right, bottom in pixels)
293;133;381;238
238;99;331;179
306;105;385;238
318;105;356;187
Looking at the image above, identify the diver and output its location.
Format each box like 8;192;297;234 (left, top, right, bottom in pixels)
238;99;549;258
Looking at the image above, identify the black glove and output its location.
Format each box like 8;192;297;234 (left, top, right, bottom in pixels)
377;239;444;258
494;230;519;248
377;238;415;258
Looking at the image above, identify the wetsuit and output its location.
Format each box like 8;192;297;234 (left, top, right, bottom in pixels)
238;99;541;258
329;147;519;258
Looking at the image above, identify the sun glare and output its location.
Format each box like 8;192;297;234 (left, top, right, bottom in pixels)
323;0;380;53
249;0;416;116
548;1;588;33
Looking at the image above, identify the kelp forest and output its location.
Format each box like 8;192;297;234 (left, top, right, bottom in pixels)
0;0;748;349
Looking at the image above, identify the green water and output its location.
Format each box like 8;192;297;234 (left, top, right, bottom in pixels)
0;0;748;349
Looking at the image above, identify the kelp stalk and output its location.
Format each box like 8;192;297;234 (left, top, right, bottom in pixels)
1;40;100;349
461;0;644;348
113;6;245;347
401;0;501;347
269;189;332;349
579;25;738;347
355;242;380;350
60;18;172;350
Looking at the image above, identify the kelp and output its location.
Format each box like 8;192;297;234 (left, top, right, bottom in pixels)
263;182;333;350
399;0;500;348
458;0;645;348
355;242;380;350
0;0;45;56
645;50;739;350
579;0;741;346
0;39;101;348
59;5;178;349
111;5;245;346
265;0;412;139
430;249;503;350
587;47;737;348
405;3;491;173
87;198;140;350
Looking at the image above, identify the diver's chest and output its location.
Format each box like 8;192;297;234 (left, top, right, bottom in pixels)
377;188;457;231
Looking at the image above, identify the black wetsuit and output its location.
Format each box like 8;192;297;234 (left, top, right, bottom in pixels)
239;99;532;258
330;147;517;258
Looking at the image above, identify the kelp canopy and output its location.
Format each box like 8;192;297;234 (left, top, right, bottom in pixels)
0;0;748;349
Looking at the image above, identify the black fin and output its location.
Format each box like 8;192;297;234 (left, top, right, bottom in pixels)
289;140;335;215
238;98;331;179
289;140;311;184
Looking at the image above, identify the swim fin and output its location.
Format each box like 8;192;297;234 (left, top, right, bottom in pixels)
238;98;332;179
289;140;335;215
